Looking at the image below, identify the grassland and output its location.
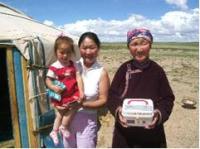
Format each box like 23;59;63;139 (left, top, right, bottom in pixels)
101;42;198;50
96;42;199;148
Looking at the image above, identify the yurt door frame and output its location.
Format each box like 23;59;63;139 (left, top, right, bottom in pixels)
0;46;38;148
0;46;21;147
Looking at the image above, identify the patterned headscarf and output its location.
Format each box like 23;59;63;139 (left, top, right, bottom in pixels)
127;28;153;44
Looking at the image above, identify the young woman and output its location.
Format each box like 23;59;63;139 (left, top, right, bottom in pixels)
63;32;110;148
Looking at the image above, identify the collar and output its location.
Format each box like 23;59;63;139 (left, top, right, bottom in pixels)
54;60;72;68
132;58;151;70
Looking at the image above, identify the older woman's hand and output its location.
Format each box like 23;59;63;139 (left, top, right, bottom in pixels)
116;106;128;128
144;109;161;129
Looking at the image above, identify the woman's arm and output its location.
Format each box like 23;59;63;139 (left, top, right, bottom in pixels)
82;68;110;109
76;71;84;100
145;69;174;129
157;68;175;123
107;64;126;116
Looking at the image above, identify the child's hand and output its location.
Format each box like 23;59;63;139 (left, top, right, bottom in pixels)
52;85;64;94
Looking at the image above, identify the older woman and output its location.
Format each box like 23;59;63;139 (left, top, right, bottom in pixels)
107;28;175;147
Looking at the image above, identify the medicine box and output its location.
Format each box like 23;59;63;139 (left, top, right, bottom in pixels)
122;98;154;127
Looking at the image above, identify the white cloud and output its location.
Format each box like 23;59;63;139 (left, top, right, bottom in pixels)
43;20;54;26
46;8;199;42
156;8;199;41
165;0;188;10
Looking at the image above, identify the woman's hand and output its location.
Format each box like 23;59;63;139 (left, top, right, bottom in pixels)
144;109;161;129
55;105;68;110
68;99;83;110
116;106;128;128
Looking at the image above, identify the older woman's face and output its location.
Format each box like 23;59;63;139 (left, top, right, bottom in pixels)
128;38;151;62
79;37;99;67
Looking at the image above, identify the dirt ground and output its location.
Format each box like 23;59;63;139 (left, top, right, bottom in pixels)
96;47;199;148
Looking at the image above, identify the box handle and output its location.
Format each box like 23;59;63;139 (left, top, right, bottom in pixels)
128;99;148;105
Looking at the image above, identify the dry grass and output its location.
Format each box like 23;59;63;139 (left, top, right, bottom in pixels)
96;43;199;148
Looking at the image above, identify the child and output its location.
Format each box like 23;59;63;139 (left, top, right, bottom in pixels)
46;35;84;145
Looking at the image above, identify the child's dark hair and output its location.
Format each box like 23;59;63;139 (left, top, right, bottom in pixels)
78;32;101;48
54;36;75;55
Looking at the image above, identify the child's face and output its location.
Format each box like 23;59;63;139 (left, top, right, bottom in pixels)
128;37;151;62
56;43;72;65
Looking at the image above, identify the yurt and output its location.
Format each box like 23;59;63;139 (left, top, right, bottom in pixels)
0;3;78;147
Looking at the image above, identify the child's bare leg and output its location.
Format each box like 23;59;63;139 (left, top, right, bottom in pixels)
50;108;64;145
53;108;64;130
59;109;76;138
62;109;76;128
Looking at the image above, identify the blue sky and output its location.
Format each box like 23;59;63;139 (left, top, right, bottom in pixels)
1;0;199;42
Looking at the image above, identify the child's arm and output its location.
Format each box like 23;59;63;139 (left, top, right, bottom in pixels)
76;71;84;102
46;77;63;93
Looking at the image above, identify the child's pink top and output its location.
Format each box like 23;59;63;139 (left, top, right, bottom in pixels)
46;60;79;106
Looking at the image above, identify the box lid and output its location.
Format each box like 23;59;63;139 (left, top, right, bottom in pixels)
122;98;154;117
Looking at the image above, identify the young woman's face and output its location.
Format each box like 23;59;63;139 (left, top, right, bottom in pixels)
128;38;151;62
56;43;72;65
79;37;99;67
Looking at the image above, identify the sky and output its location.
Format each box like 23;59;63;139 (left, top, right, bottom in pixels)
1;0;199;42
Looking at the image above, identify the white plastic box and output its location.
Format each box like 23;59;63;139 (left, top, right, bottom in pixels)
122;98;154;127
